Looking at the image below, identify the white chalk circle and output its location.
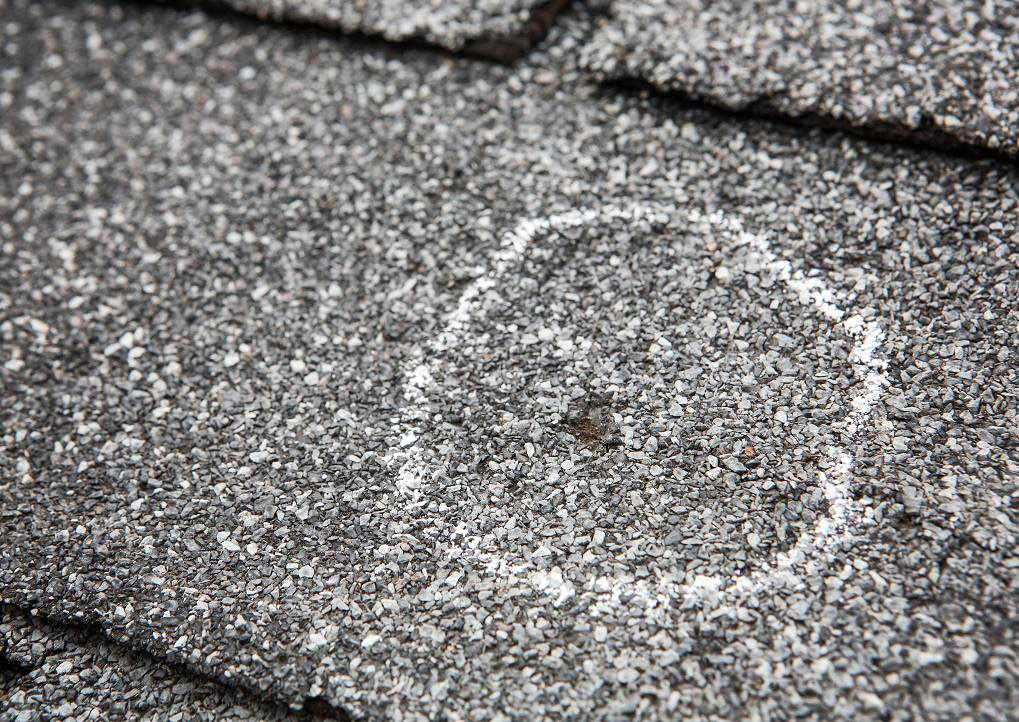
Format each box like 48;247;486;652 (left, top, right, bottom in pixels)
384;201;888;612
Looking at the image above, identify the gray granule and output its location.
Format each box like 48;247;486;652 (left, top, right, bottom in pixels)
1;0;1017;720
580;0;1019;158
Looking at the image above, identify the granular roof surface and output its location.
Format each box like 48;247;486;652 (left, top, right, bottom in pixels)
581;0;1019;158
173;0;569;60
1;1;1017;720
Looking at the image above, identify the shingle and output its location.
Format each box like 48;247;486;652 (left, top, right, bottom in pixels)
0;606;316;721
581;0;1019;157
173;0;570;60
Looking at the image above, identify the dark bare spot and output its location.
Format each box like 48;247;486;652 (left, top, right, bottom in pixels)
566;396;619;447
570;416;606;444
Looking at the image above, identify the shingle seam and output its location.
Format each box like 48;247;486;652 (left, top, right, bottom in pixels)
0;601;357;721
601;76;1019;166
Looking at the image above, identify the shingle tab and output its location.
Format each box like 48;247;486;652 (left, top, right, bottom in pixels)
174;0;569;60
581;0;1019;157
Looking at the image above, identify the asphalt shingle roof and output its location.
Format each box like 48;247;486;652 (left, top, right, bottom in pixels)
1;1;1017;720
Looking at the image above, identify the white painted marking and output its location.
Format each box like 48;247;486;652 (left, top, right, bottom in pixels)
384;201;889;614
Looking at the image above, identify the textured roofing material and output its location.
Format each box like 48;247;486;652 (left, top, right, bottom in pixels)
173;0;570;60
1;605;317;721
1;1;1018;720
581;0;1019;157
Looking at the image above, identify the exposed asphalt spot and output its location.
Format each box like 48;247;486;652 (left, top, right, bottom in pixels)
566;397;620;448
